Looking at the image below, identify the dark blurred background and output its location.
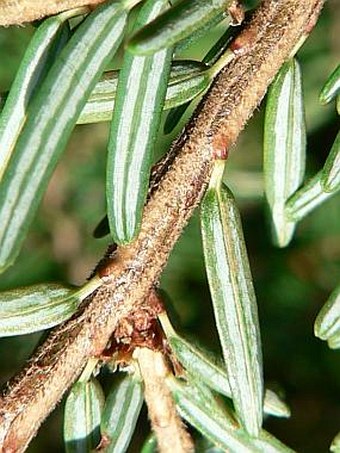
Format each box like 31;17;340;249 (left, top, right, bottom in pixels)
0;1;339;451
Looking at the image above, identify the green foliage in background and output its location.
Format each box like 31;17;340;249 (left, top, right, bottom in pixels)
0;1;339;452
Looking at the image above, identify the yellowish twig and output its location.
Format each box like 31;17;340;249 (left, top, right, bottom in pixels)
134;347;193;453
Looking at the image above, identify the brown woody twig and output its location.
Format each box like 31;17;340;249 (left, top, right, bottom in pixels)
0;0;105;26
0;0;324;451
